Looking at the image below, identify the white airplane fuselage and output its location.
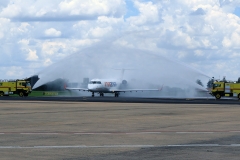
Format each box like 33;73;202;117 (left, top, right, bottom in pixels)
88;79;122;93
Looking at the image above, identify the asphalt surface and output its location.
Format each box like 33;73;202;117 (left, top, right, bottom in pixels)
0;96;240;159
0;96;240;104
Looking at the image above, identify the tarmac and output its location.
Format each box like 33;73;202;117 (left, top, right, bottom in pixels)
1;96;240;104
0;97;240;159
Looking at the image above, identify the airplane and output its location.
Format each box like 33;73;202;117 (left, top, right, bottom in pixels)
65;70;163;97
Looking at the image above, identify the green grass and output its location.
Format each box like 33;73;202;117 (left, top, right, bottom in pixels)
10;90;78;97
29;91;74;97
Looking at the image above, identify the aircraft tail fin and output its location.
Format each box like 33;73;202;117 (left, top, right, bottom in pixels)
158;84;164;91
113;68;135;80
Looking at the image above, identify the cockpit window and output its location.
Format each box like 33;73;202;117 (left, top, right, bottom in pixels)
89;81;101;84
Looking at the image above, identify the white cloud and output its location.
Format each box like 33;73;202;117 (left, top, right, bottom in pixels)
230;32;240;47
5;66;24;78
18;39;29;46
0;32;4;39
26;49;38;61
72;16;124;39
89;26;112;38
0;18;10;39
43;58;52;66
42;41;65;55
194;50;204;57
73;39;99;46
0;3;22;17
18;23;31;33
44;28;61;37
0;0;126;21
230;52;240;58
58;0;125;17
113;39;135;48
36;39;100;63
1;0;240;82
126;1;159;26
177;51;187;59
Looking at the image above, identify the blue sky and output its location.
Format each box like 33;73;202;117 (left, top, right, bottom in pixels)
234;7;240;17
1;0;240;83
125;0;139;18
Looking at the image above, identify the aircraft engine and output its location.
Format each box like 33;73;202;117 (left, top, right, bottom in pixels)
122;80;127;85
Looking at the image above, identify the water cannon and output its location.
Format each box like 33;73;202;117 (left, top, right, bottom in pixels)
222;76;227;82
237;77;240;83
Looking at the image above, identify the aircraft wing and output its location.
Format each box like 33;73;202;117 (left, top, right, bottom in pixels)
110;89;161;92
65;87;89;91
110;86;163;92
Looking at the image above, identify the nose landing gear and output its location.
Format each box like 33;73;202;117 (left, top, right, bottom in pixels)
114;92;119;97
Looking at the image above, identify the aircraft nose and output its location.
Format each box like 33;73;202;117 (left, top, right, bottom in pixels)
88;84;94;90
88;84;101;90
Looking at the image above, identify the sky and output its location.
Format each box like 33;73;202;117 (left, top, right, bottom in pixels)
1;0;240;83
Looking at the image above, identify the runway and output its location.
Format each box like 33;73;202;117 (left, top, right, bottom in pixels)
0;97;240;159
1;96;240;104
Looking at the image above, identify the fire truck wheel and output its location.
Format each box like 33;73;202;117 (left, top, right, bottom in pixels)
19;92;24;97
215;93;221;99
238;94;240;100
0;92;4;96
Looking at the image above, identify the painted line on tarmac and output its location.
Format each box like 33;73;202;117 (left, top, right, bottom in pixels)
126;132;162;134
1;144;240;149
176;132;214;134
20;133;59;135
74;133;111;135
230;131;240;133
0;130;239;135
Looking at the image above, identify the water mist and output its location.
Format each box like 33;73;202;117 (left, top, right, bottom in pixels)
33;45;210;98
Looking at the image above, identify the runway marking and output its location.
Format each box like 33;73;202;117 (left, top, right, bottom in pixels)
230;131;240;133
1;144;240;149
20;133;59;135
231;144;240;146
126;132;162;134
176;132;214;134
167;144;219;147
74;133;111;135
0;130;239;135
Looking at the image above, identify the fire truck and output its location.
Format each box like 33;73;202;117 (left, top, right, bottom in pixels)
210;78;240;99
0;79;32;97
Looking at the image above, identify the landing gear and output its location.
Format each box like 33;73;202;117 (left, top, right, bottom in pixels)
100;93;104;97
114;92;119;97
92;92;95;97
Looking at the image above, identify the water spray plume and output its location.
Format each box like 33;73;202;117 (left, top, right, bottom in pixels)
33;45;210;98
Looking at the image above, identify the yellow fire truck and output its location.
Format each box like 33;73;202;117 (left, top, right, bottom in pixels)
0;79;32;97
210;79;240;99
